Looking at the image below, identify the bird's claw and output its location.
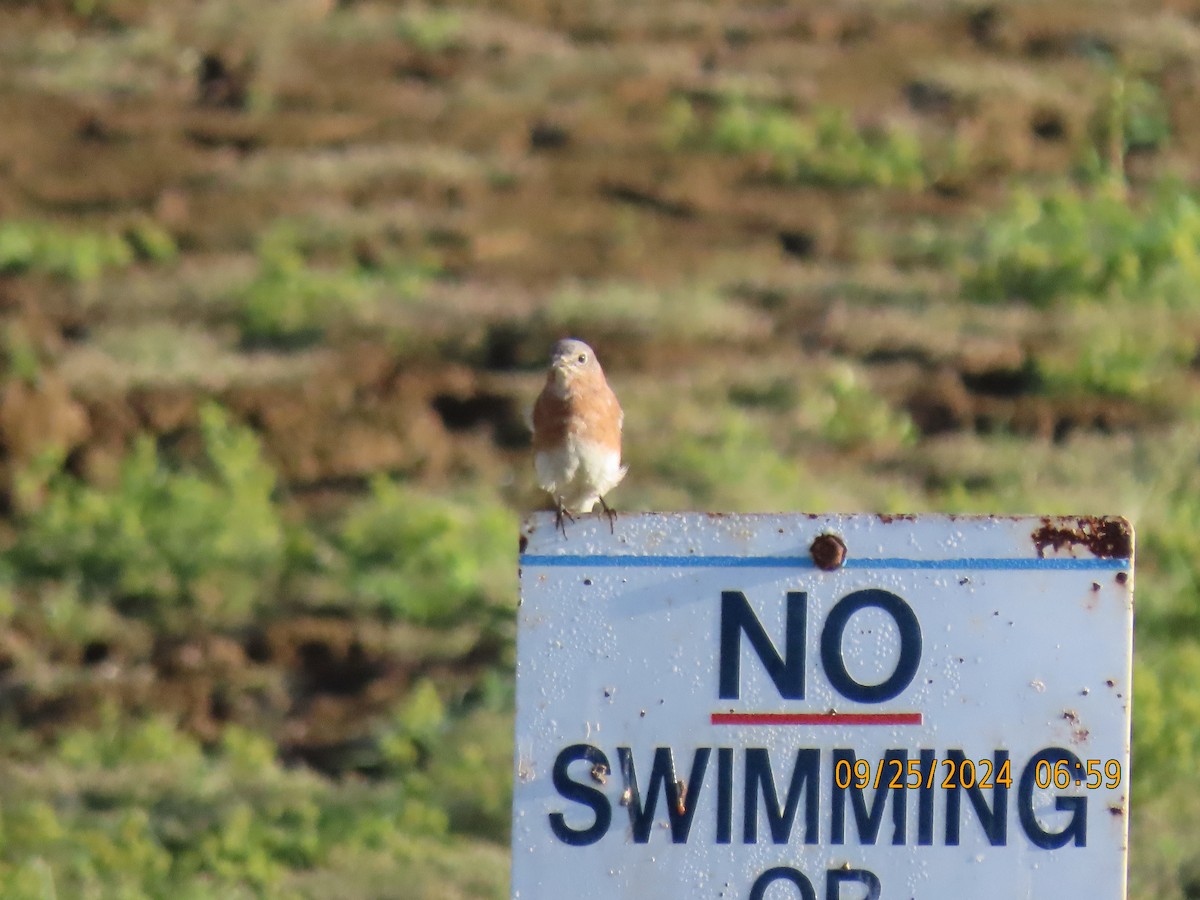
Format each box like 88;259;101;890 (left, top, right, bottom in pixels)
555;505;575;537
599;496;617;534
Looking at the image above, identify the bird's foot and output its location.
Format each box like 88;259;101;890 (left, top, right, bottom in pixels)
555;505;575;537
598;496;617;534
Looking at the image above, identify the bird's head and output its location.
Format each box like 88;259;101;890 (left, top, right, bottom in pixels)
547;338;602;394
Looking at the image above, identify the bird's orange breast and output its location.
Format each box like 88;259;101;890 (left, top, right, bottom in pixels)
532;372;622;453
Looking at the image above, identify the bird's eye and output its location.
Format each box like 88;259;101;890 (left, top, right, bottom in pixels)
577;353;587;364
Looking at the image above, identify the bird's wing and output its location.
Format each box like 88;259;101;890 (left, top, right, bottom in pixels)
531;386;568;452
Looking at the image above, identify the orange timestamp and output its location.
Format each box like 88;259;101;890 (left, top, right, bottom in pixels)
832;756;1123;791
1033;757;1122;790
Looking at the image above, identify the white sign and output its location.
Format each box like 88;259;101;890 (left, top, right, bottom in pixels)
512;514;1133;899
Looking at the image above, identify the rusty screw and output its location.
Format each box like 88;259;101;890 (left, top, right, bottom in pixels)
810;533;847;571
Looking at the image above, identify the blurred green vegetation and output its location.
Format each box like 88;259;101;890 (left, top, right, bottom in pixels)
6;406;513;632
11;406;284;629
0;218;177;282
0;0;1198;896
395;8;464;53
667;98;928;189
0;702;508;899
960;180;1200;307
237;223;438;348
0;412;514;898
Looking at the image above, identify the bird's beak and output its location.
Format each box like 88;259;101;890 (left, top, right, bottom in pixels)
549;353;577;390
550;358;569;384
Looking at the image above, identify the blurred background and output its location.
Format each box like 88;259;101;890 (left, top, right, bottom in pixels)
0;0;1197;897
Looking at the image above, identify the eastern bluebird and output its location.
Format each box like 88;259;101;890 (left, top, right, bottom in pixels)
532;338;626;533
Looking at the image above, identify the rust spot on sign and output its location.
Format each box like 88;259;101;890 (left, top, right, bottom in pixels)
674;779;687;815
1062;710;1090;744
519;534;529;554
1031;516;1132;559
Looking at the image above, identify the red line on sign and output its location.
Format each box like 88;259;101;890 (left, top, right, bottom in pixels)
710;712;923;726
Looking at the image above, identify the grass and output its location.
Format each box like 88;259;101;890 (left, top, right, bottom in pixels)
6;20;185;97
0;322;43;384
0;220;137;283
668;98;929;190
6;406;515;633
230;144;490;193
333;476;513;625
1034;305;1197;400
8;405;286;630
0;407;517;894
958;179;1200;307
543;280;768;343
236;221;439;348
0;707;507;899
396;7;465;53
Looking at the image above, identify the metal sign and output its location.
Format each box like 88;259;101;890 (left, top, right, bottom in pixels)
512;514;1133;899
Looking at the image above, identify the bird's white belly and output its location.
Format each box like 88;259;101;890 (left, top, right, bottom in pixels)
535;438;625;514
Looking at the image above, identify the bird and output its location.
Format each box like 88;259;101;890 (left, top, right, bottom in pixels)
532;338;626;534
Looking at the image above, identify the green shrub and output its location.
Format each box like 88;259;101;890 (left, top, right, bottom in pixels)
804;363;918;450
1079;74;1172;181
7;405;285;628
238;223;436;348
1113;77;1171;152
124;217;179;264
1133;644;1200;798
58;708;204;770
425;706;513;838
376;678;511;839
1036;308;1195;398
0;220;136;282
961;180;1200;306
239;260;377;347
6;715;326;895
379;679;446;772
335;478;512;624
673;99;926;190
650;411;800;508
0;801;175;899
1134;466;1200;640
396;8;464;52
0;707;509;896
0;322;43;384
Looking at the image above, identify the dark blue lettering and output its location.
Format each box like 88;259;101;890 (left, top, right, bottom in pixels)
944;749;1008;846
719;591;807;700
717;747;733;844
1019;747;1087;849
917;747;936;845
744;748;820;844
617;746;709;844
750;867;817;900
820;589;921;703
826;868;882;900
832;748;907;845
549;744;611;846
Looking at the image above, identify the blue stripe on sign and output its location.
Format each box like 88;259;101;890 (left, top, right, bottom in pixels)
519;554;1130;570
